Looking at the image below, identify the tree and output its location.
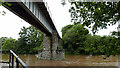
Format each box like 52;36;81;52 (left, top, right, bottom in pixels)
67;1;120;57
0;26;43;54
84;35;119;56
111;31;120;54
62;24;89;54
111;31;120;37
61;24;73;37
61;24;120;56
69;2;120;34
15;38;28;54
2;38;16;51
16;26;43;54
0;37;8;47
84;35;101;55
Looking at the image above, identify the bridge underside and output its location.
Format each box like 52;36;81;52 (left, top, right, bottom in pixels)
4;2;52;35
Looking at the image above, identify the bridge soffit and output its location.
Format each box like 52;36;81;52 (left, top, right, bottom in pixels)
19;1;53;34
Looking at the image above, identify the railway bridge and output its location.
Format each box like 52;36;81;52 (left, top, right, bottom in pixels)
4;0;64;60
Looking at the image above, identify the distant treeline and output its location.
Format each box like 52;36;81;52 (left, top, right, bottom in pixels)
61;24;120;57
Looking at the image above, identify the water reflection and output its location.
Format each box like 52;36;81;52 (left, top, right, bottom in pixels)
1;54;118;66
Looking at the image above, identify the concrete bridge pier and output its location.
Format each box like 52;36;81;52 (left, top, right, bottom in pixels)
39;33;51;60
37;30;65;60
52;30;59;60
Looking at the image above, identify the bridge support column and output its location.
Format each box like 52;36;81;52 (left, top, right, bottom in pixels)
51;30;58;60
37;31;65;60
37;33;51;60
51;30;65;60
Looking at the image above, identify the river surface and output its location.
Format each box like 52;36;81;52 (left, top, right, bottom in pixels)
0;54;119;66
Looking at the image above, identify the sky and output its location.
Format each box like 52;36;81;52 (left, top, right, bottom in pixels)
0;0;118;39
0;6;31;39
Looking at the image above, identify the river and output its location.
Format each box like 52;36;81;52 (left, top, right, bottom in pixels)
0;54;119;67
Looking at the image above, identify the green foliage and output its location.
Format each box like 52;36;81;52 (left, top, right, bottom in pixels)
15;38;28;54
61;24;73;37
62;24;89;54
111;31;120;37
69;2;120;34
0;37;8;47
61;0;66;6
61;1;120;57
62;24;120;57
84;35;101;55
35;42;43;50
84;35;119;56
16;26;43;54
2;38;16;51
19;26;43;47
1;26;43;54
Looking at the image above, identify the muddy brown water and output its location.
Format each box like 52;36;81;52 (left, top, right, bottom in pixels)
0;54;118;66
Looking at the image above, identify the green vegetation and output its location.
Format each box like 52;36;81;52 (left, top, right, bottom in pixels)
1;26;43;54
0;37;8;47
62;24;89;54
2;38;16;51
69;2;120;34
61;24;120;57
61;1;120;57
